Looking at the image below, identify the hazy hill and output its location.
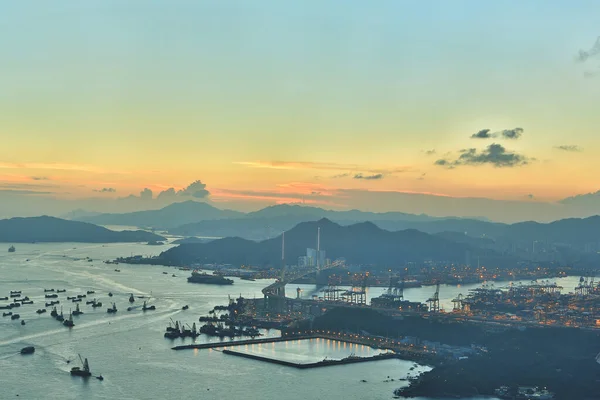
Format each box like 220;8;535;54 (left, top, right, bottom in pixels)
159;218;510;268
75;201;243;229
505;216;600;248
246;204;451;222
170;215;503;241
0;216;165;243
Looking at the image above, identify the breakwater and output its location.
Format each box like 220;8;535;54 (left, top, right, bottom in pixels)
172;335;315;350
221;349;399;369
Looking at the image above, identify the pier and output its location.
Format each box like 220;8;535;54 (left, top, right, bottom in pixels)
172;330;441;365
220;349;399;369
172;335;314;350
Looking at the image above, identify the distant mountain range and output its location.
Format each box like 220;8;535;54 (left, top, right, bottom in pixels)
0;216;165;243
72;202;600;257
75;201;243;229
74;201;484;233
157;219;513;268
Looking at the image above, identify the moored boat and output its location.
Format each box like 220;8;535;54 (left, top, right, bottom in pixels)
70;355;92;378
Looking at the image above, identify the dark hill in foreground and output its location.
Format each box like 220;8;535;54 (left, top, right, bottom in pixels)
0;216;165;243
158;218;514;268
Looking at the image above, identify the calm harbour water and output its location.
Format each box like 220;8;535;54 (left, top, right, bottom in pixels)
2;241;580;399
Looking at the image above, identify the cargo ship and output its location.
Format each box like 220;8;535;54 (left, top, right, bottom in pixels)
187;271;233;285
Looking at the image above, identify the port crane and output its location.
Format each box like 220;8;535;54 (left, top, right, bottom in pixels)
427;283;440;313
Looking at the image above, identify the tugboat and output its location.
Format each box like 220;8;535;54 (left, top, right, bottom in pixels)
8;245;15;253
91;300;102;308
142;301;155;311
20;346;35;355
107;303;117;314
72;303;83;316
63;312;75;327
70;355;92;378
129;294;135;303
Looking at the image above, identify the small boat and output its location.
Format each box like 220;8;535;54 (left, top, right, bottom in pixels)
3;312;12;317
45;294;58;299
10;302;21;308
44;289;55;293
0;305;12;310
22;301;34;305
11;314;20;320
56;289;66;293
8;245;15;253
86;290;95;295
71;355;92;378
86;300;95;305
114;269;120;272
142;301;155;311
108;292;113;297
129;294;135;303
72;304;83;316
10;291;21;295
172;274;176;277
63;312;74;327
127;306;134;311
0;296;8;301
20;346;35;355
67;296;76;300
162;272;168;275
36;309;46;314
71;298;82;303
21;320;25;325
92;301;102;308
106;303;117;314
182;305;189;310
77;294;86;299
96;375;104;381
50;307;58;317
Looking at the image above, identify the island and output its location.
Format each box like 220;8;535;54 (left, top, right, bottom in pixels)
0;216;166;243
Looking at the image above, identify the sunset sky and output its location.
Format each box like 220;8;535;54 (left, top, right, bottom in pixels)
1;1;600;219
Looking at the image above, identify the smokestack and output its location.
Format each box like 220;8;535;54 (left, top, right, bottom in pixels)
281;232;285;266
317;227;321;271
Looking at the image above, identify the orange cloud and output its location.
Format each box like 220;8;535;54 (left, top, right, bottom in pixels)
0;162;120;174
235;160;411;175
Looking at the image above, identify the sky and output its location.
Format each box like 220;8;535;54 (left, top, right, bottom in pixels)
1;1;600;221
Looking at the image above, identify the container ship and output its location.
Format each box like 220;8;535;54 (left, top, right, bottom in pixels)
187;271;233;285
